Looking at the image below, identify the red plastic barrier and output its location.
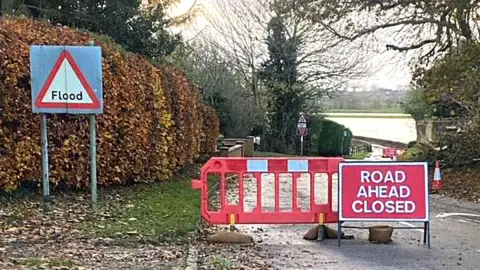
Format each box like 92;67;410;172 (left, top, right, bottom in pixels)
192;157;344;225
382;147;397;158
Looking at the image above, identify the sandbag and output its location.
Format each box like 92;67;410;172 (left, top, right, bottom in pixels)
206;231;254;244
368;225;394;244
303;225;351;241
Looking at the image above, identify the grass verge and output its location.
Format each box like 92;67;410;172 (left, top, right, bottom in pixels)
254;151;372;160
83;167;201;246
17;258;76;268
347;152;371;160
253;151;297;157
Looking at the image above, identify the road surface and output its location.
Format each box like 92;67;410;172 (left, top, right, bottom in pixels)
230;193;480;270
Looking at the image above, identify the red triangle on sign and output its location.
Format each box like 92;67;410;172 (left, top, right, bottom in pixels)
35;50;101;109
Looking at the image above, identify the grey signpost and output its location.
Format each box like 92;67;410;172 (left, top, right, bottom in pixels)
297;115;308;156
88;41;98;207
30;43;103;207
40;114;49;200
341;130;347;156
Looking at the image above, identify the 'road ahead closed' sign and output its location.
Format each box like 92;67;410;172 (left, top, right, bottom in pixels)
339;162;429;222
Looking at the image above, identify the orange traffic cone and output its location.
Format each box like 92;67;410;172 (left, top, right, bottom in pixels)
432;160;442;190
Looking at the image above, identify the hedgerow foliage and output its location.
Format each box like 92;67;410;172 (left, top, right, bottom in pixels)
305;116;352;157
0;18;219;191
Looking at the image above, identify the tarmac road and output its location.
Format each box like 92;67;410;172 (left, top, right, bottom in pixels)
233;193;480;270
228;147;480;270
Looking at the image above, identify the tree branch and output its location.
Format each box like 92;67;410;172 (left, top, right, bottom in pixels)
386;38;437;52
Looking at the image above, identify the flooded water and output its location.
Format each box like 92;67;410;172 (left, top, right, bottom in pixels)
322;113;417;144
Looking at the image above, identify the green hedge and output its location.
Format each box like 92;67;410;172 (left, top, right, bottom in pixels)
305;115;323;156
306;116;352;157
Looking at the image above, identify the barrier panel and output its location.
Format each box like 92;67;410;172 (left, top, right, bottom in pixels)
192;157;344;225
382;147;397;159
338;161;431;248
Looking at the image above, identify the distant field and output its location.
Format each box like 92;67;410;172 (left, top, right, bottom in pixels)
326;108;403;114
320;112;412;119
322;113;417;143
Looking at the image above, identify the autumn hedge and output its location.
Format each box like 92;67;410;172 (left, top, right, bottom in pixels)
0;18;219;191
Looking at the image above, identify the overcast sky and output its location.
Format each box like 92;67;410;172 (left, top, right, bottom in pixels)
168;0;412;90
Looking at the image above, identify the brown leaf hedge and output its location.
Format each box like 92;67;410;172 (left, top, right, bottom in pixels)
0;18;219;191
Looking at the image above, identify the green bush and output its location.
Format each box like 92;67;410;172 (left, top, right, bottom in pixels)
401;143;436;162
407;141;417;148
401;87;433;120
402;146;426;161
342;128;353;156
0;18;219;191
305;117;352;157
305;115;323;156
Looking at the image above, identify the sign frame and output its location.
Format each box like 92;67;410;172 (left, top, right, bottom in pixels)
29;43;101;208
337;161;431;248
298;115;307;123
296;127;308;136
339;161;429;222
30;45;103;115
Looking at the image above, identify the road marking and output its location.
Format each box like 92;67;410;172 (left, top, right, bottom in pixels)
400;222;425;233
477;250;480;253
458;219;472;224
435;213;480;219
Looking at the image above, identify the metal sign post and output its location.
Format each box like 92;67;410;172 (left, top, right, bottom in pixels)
40;114;49;201
300;135;304;156
30;43;103;207
88;41;98;208
297;114;308;156
341;130;347;156
89;113;97;207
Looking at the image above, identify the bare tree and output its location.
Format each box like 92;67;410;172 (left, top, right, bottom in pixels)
271;0;369;100
197;0;370;109
307;0;480;63
169;39;260;137
198;0;268;107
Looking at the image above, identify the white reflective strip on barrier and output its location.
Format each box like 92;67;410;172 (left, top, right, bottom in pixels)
247;160;268;172
287;160;309;172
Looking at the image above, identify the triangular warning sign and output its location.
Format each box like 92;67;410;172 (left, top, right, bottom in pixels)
298;115;307;123
35;50;100;109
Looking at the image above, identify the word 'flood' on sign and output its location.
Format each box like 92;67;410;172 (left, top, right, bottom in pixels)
339;162;429;221
51;91;86;101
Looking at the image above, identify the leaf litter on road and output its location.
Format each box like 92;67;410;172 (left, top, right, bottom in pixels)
191;176;272;270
